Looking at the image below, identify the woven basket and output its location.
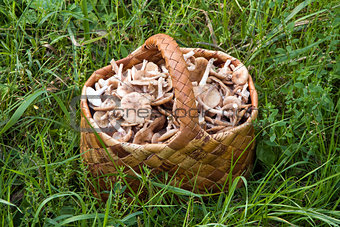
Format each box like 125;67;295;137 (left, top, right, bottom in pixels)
80;34;258;199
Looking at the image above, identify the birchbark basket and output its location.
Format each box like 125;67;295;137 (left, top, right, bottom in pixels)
80;34;258;199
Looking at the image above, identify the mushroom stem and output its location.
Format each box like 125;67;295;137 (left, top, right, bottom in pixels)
199;58;216;86
223;59;231;70
210;76;232;97
161;65;168;73
100;112;109;121
141;59;148;71
131;66;137;80
127;69;132;82
117;63;123;81
183;50;195;61
96;85;108;95
86;85;108;107
110;58;119;74
157;77;164;99
197;96;228;117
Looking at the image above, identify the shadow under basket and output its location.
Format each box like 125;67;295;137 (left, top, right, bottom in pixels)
80;34;258;200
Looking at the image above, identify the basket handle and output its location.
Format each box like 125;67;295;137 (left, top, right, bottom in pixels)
139;34;202;148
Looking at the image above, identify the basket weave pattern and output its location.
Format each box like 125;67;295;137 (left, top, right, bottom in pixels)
80;34;258;196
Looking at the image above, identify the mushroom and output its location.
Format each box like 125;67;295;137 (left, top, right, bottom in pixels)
145;62;159;73
204;116;215;124
164;76;173;92
222;95;242;107
217;59;232;75
206;125;225;133
107;77;120;88
110;58;119;74
189;57;209;83
95;82;101;91
183;50;195;61
221;96;242;126
233;83;250;103
151;133;161;144
160;64;168;73
193;84;221;109
199;58;216;86
93;96;117;111
98;78;107;88
86;85;108;107
232;64;249;85
157;77;164;99
133;115;166;144
116;82;139;97
120;92;152;124
152;93;174;106
130;79;157;86
197;96;228;118
112;127;133;142
93;111;110;128
157;129;179;142
209;76;233;98
133;70;156;80
214;119;232;127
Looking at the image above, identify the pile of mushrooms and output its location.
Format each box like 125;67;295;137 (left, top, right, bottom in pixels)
85;51;252;144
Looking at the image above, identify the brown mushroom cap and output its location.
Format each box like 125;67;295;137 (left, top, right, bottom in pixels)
116;82;139;97
120;92;152;124
222;96;242;109
93;111;110;128
113;127;133;142
151;133;161;144
92;97;117;111
157;128;179;142
194;84;221;109
145;62;159;72
164;75;173;92
209;76;232;97
189;57;208;83
232;65;249;85
151;93;174;106
133;115;166;144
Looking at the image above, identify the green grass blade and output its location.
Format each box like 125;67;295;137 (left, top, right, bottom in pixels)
0;89;45;135
0;198;22;213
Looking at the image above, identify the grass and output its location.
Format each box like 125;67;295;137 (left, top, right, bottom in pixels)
0;0;339;226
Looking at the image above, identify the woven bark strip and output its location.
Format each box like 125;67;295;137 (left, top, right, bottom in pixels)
80;34;258;199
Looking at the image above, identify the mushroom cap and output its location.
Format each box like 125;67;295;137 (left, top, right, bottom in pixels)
93;111;109;128
193;84;221;109
232;65;249;85
151;133;161;144
133;115;166;144
202;85;221;109
113;127;133;142
107;77;120;88
189;57;208;83
133;70;159;80
157;128;179;142
151;93;174;106
98;78;107;88
93;97;117;111
116;82;139;97
120;92;152;124
130;79;157;86
222;96;242;109
145;62;159;72
164;75;173;92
